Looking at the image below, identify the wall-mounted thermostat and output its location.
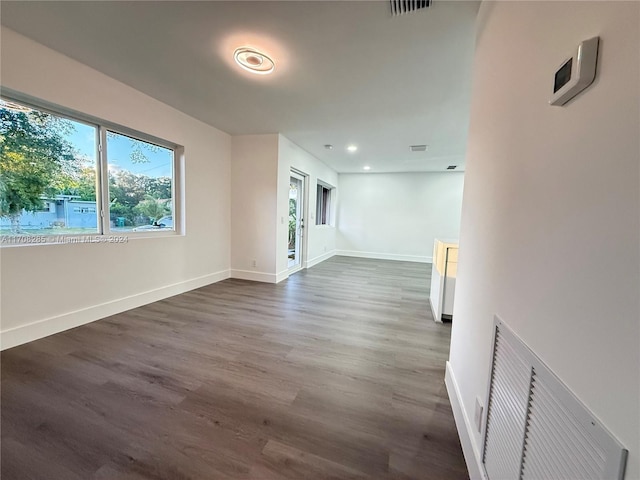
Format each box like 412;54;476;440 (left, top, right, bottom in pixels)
549;36;599;106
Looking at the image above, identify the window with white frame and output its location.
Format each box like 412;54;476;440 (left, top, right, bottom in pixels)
106;131;174;232
316;182;333;225
0;94;180;243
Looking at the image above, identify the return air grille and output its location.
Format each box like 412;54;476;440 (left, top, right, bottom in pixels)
522;373;607;480
481;317;627;480
482;326;530;480
390;0;431;16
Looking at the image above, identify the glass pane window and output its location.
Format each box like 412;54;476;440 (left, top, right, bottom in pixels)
0;94;180;246
0;98;98;237
106;131;174;232
316;184;331;225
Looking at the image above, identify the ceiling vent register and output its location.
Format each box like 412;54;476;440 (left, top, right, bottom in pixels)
391;0;431;16
410;145;428;152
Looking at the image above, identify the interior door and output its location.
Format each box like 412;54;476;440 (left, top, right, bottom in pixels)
288;172;305;271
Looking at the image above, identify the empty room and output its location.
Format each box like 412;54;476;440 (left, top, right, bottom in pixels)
1;1;638;480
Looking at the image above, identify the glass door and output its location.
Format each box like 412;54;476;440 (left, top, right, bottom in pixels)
288;172;305;271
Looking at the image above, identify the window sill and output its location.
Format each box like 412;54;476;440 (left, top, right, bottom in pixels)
0;231;183;248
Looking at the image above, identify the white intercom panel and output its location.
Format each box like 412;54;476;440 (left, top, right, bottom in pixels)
549;36;599;106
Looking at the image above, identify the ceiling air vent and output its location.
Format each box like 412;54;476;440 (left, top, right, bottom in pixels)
410;144;428;152
391;0;431;16
447;165;457;170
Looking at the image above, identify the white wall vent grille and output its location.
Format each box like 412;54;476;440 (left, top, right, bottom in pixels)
482;324;531;480
390;0;431;16
481;317;627;480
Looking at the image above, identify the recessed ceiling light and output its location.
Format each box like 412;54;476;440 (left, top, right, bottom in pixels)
363;166;371;171
233;47;275;75
347;145;358;152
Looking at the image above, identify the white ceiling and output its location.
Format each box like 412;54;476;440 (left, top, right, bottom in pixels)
0;1;478;173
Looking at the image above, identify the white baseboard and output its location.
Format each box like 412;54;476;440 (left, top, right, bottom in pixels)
0;269;231;351
234;252;336;285
275;269;290;283
428;297;442;323
230;269;278;283
445;361;486;480
335;250;432;263
306;250;336;268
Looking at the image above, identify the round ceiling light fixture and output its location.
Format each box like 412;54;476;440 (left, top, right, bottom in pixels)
347;145;358;152
363;165;371;171
233;47;275;75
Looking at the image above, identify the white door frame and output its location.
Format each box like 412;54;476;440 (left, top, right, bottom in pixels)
288;169;308;273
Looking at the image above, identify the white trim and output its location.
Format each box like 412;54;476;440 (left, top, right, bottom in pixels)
230;269;278;283
336;250;432;263
306;249;336;268
0;269;231;351
288;264;302;275
0;230;182;249
445;361;487;480
290;169;307;271
428;297;442;323
276;269;290;283
234;252;335;285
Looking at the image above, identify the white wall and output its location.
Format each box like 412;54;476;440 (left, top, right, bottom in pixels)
231;134;338;283
230;134;280;282
0;27;232;349
277;135;338;275
447;2;639;478
336;172;464;262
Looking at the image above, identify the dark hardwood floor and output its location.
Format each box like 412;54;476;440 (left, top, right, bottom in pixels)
1;256;468;479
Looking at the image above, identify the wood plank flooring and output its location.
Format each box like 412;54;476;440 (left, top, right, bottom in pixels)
1;256;468;479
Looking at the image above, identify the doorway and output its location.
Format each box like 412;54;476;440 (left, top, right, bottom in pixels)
288;171;305;271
